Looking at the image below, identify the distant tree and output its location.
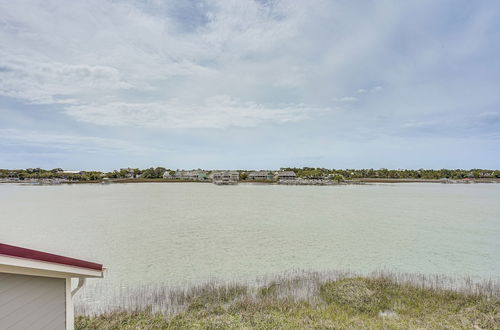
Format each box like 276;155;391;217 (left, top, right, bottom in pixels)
82;171;103;181
138;167;165;179
331;174;344;182
154;167;166;178
118;169;130;178
106;171;118;179
141;168;156;179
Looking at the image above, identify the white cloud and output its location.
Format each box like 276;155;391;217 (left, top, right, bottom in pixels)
0;52;132;104
0;0;326;128
64;96;321;129
0;128;144;153
478;111;500;118
339;96;358;102
1;0;500;159
355;86;383;96
331;96;359;103
402;120;435;128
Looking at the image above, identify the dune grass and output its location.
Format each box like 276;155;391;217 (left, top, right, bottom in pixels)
75;271;500;329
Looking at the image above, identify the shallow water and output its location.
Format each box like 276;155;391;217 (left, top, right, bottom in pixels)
1;182;499;292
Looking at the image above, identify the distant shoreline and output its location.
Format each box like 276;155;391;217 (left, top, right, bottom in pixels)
356;178;500;183
2;178;499;185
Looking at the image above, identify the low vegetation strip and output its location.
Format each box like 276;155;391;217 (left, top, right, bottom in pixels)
75;272;500;329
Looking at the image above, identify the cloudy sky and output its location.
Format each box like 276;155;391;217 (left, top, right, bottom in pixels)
1;0;499;171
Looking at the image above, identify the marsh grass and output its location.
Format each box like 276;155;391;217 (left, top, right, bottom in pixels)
75;270;500;329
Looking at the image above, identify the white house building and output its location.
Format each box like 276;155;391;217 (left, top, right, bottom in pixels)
162;171;174;179
120;168;137;178
248;171;274;181
275;171;297;180
212;171;239;184
0;243;104;330
168;170;209;180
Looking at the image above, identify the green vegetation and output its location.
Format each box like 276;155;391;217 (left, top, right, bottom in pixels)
139;167;167;179
0;167;167;181
1;167;499;182
75;273;500;329
282;167;500;180
239;172;248;180
0;168;104;181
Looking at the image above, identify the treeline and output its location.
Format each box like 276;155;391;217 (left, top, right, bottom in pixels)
0;168;103;181
0;167;168;181
1;167;499;181
281;167;500;180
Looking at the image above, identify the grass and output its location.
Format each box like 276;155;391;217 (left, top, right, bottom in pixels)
75;271;500;329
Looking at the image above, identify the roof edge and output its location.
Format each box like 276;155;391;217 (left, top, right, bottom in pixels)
0;243;103;271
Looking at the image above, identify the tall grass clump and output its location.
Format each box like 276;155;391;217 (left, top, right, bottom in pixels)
75;270;500;329
320;277;387;313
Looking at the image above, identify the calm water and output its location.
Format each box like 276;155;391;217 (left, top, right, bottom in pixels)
1;182;500;290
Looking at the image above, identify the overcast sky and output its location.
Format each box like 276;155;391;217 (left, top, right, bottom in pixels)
1;0;499;171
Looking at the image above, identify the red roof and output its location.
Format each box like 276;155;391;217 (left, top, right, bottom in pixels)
0;243;103;271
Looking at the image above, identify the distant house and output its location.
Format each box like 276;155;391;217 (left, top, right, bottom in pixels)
212;171;239;184
275;171;297;181
0;243;104;330
120;168;137;178
173;170;209;180
61;170;86;175
194;171;209;180
172;170;190;179
59;170;87;180
173;171;186;179
163;171;174;179
248;171;274;181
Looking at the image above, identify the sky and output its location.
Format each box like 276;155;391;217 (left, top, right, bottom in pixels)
1;0;499;171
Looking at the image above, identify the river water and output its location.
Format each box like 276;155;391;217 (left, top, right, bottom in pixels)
1;182;499;294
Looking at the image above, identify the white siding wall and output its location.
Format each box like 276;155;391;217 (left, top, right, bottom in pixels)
0;272;66;329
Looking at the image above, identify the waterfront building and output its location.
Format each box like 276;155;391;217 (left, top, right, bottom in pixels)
195;171;209;180
120;168;137;178
171;170;209;180
212;171;239;184
59;170;87;180
61;170;86;175
162;171;174;179
248;170;274;181
275;171;297;180
0;243;104;330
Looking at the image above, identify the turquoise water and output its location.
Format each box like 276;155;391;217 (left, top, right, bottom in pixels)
1;182;499;289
